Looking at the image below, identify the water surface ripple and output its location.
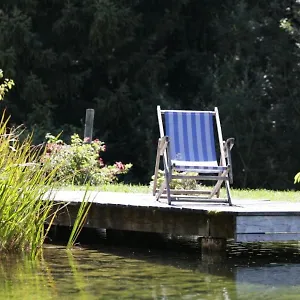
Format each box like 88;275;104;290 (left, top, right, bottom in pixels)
1;233;300;299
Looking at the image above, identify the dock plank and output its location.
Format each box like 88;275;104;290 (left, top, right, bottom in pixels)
236;233;300;242
47;190;300;215
236;216;300;233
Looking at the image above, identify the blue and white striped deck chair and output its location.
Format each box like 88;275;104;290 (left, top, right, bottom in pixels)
153;106;234;205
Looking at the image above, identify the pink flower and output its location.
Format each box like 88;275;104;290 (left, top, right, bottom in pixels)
84;137;91;143
115;161;125;170
99;158;104;166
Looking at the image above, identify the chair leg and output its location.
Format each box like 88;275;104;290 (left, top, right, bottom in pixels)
210;170;227;198
156;180;166;201
152;167;159;196
225;180;232;206
165;169;172;205
155;170;172;204
152;149;161;196
216;172;222;198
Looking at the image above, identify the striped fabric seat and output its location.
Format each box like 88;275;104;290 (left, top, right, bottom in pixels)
164;111;225;173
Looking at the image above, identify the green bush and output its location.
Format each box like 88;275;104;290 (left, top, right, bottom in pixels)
150;169;198;190
42;133;132;185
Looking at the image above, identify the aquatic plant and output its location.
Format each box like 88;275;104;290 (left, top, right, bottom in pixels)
0;114;60;258
0;69;94;257
66;186;94;249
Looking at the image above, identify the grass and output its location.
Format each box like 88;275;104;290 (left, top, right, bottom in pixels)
59;183;300;202
62;183;149;193
231;188;300;202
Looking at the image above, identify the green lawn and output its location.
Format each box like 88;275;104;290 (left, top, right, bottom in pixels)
231;188;300;202
62;183;149;193
60;184;300;202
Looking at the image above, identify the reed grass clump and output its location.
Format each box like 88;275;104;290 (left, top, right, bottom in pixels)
0;114;58;258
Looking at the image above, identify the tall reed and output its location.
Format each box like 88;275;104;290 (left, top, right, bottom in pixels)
66;185;94;249
0;114;58;258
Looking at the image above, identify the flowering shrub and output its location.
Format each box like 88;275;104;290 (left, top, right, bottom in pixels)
41;133;132;185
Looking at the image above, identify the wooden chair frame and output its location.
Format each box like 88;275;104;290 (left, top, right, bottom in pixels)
152;106;234;206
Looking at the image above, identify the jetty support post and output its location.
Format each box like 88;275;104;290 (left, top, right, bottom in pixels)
200;237;227;253
84;108;95;143
198;237;227;263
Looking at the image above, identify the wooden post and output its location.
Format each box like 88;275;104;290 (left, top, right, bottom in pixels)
200;237;227;251
84;109;94;143
199;237;227;263
200;237;227;254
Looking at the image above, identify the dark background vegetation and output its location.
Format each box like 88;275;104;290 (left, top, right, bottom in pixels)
1;0;300;189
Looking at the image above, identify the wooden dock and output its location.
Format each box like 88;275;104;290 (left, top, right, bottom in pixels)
48;190;300;243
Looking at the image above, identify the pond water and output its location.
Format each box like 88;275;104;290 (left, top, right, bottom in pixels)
1;230;300;299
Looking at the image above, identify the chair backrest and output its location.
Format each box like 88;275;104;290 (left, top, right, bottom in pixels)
157;107;222;164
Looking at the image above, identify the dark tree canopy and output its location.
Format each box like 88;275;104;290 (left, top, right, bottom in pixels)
0;0;300;189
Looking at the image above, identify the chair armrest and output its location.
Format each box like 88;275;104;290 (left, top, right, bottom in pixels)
224;138;235;152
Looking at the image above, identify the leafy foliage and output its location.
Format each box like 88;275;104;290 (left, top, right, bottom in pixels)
150;170;198;191
42;133;132;185
280;1;300;185
0;69;14;100
1;1;300;189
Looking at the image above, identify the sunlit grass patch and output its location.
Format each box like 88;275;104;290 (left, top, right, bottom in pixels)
63;183;300;202
231;188;300;202
63;183;150;193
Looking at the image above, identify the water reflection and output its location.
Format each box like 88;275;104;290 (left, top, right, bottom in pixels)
1;232;300;299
